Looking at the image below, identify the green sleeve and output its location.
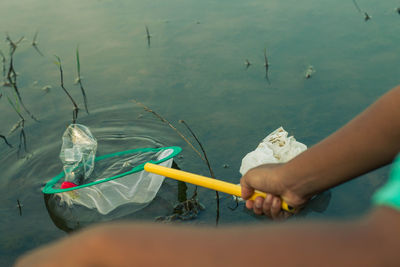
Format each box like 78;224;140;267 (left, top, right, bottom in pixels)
372;154;400;211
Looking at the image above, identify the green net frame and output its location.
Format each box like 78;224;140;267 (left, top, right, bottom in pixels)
43;146;182;194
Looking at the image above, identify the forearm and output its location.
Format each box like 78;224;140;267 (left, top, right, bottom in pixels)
282;85;400;198
16;207;400;267
85;208;398;267
102;224;368;267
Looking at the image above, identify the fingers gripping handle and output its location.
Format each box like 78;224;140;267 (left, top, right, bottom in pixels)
144;163;295;213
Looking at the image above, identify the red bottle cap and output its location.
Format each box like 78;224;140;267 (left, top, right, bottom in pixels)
60;181;78;189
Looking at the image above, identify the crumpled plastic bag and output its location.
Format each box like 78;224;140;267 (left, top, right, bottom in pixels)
239;127;307;175
59;124;97;185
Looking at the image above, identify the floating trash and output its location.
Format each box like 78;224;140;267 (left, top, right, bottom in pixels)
43;124;181;215
74;76;83;85
305;65;316;79
41;85;52;93
240;127;307;176
244;59;251;69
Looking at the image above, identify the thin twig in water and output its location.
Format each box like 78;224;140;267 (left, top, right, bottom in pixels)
145;25;151;48
31;31;44;57
0;134;13;148
264;48;270;84
6;94;29;157
5;35;39;122
179;120;214;177
352;0;362;13
76;46;89;114
132;100;223;223
54;55;79;123
17;199;22;216
363;12;371;21
179;120;220;225
352;0;371;21
132;99;204;161
6;34;24;55
245;59;251;69
6;94;24;121
0;50;6;81
132;100;203;201
9;119;24;135
18;127;28;158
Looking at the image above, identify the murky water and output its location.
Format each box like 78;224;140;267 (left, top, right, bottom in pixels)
1;0;400;265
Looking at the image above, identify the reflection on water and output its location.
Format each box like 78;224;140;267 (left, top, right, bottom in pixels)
1;0;399;264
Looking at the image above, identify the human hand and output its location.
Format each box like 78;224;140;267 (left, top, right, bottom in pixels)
240;164;307;220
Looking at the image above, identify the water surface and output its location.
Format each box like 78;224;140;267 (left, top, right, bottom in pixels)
1;0;400;265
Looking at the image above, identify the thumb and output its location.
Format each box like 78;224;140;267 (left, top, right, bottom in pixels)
240;168;267;200
240;166;276;200
240;176;255;200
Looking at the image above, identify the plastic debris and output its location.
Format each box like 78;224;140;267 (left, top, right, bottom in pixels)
59;124;97;186
41;85;52;93
239;127;307;175
305;65;315;79
56;148;177;215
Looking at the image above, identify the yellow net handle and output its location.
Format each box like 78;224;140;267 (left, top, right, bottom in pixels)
144;163;295;213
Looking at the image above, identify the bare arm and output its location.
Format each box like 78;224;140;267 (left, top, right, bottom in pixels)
15;206;400;267
241;85;400;217
285;84;400;198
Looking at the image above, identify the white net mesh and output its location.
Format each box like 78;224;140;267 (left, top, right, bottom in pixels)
57;149;174;214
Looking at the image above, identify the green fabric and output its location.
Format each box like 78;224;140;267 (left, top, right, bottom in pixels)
42;146;182;194
372;154;400;211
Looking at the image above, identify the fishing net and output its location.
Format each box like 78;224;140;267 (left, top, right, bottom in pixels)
43;124;181;215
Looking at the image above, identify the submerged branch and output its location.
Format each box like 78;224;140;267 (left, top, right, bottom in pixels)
6;94;25;121
0;50;6;81
17;199;22;216
54;55;79;123
351;0;371;21
6;34;24;56
17;127;28;158
145;25;151;48
32;31;44;57
131;99;220;224
132;99;205;161
5;37;39;122
6;94;29;157
9;119;24;135
179;120;215;177
352;0;362;13
6;95;29;157
7;59;39;122
264;48;270;84
179;120;220;224
76;46;89;114
0;134;13;148
32;45;44;57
